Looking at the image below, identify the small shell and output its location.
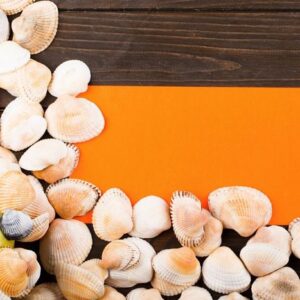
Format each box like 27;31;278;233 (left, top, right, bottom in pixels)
240;226;291;276
93;188;133;241
102;286;125;300
0;146;17;163
0;10;9;42
218;293;250;300
130;195;171;239
33;144;79;183
252;267;300;300
202;247;251;294
80;259;108;281
45;95;105;143
289;217;300;259
0;229;15;249
208;186;272;237
23;283;64;300
0;0;34;15
19;139;68;171
48;60;91;97
39;219;92;274
0;158;20;176
179;287;213;300
0;291;10;300
12;1;58;54
0;98;47;151
46;178;100;219
127;288;164;300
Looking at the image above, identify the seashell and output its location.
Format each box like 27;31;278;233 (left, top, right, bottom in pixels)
93;188;133;241
0;209;33;240
130;195;171;239
0;98;47;151
0;158;20;176
55;262;105;300
0;41;30;74
218;292;250;300
45;95;105;143
80;259;108;281
12;1;58;54
170;191;209;247
240;225;291;277
33;143;79;183
102;286;125;300
39;219;92;274
208;186;272;237
0;146;17;163
0;229;14;249
0;0;34;15
191;210;223;257
289;217;300;259
23;283;64;300
0;291;10;300
127;288;164;300
252;267;300;300
202;247;251;294
46;178;99;219
48;60;91;97
0;10;9;42
179;287;213;300
0;59;51;103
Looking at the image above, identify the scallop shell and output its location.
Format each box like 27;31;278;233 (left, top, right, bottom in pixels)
12;1;58;54
102;286;125;300
39;219;92;274
0;291;10;300
55;262;105;300
127;288;164;300
0;229;15;249
0;10;9;42
45;95;105;143
80;259;108;281
48;60;91;97
0;0;34;15
289;217;300;259
93;188;133;241
19;139;68;171
0;98;47;151
130;195;171;239
0;158;20;176
252;267;300;300
218;293;250;300
0;146;17;163
179;287;213;300
23;283;64;300
240;225;291;277
208;186;272;237
46;178;100;219
33;144;79;183
202;247;251;294
0;41;30;74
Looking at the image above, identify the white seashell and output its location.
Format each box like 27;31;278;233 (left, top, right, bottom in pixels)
218;292;250;300
202;247;251;294
179;287;213;300
240;225;291;276
102;286;125;300
23;283;64;300
0;0;35;15
130;195;171;239
80;259;108;281
0;158;20;176
127;288;164;300
48;60;91;97
0;10;9;42
0;146;17;163
289;217;300;259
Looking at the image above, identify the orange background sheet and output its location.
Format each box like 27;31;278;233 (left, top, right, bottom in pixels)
74;86;300;225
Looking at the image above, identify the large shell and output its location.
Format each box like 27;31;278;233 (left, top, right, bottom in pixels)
0;146;17;163
130;195;171;239
289;217;300;259
0;230;15;249
208;186;272;237
127;288;163;300
46;178;100;219
80;259;108;281
48;60;91;97
23;283;64;300
12;1;58;54
0;0;34;15
45;95;105;143
39;219;92;274
218;293;250;300
93;188;133;241
179;287;213;300
0;98;47;151
240;225;291;276
0;10;9;42
102;286;125;300
252;267;300;300
202;247;251;294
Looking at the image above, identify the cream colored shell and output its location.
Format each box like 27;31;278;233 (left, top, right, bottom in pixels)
289;217;300;259
0;9;9;42
23;283;64;300
218;292;249;300
127;288;163;300
0;0;35;15
102;286;125;300
0;146;17;163
179;287;213;300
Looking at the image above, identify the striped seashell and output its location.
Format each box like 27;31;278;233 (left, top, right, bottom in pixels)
0;0;35;15
23;283;64;300
179;287;213;300
80;259;108;281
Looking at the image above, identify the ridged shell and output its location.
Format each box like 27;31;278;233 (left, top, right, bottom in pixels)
202;247;251;294
23;283;64;300
0;158;20;176
0;146;17;163
0;230;15;249
240;226;291;276
0;291;10;300
48;60;91;97
0;10;9;42
208;186;272;237
252;267;300;300
102;286;125;300
0;0;34;15
0;98;47;151
46;178;100;219
93;188;133;241
80;259;108;281
218;293;250;300
289;217;300;259
130;195;171;239
45;95;105;143
39;219;92;274
179;287;213;300
127;288;164;300
12;1;58;54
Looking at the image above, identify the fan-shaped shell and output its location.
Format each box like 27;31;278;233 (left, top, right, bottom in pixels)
289;217;300;259
0;229;15;249
202;247;251;294
0;0;34;15
127;288;163;300
218;293;250;300
48;60;91;97
0;146;17;163
0;10;9;42
179;287;213;300
102;286;125;300
39;219;92;274
208;186;272;237
23;283;64;300
80;259;108;281
45;95;105;143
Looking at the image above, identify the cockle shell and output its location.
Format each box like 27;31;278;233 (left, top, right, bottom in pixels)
46;178;100;219
0;291;10;300
33;143;79;183
0;0;35;15
202;247;251;294
289;217;300;259
127;288;163;300
55;262;105;300
0;230;15;249
45;95;105;143
240;225;291;276
0;146;17;163
208;186;272;237
48;60;91;97
102;286;125;300
179;287;213;300
218;293;249;300
252;267;300;300
80;259;108;281
0;10;9;42
0;158;20;176
151;247;201;296
12;1;58;54
130;195;171;239
93;188;133;241
23;283;64;300
39;219;92;274
0;98;47;151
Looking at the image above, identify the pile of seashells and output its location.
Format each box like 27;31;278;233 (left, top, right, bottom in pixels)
0;1;300;300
